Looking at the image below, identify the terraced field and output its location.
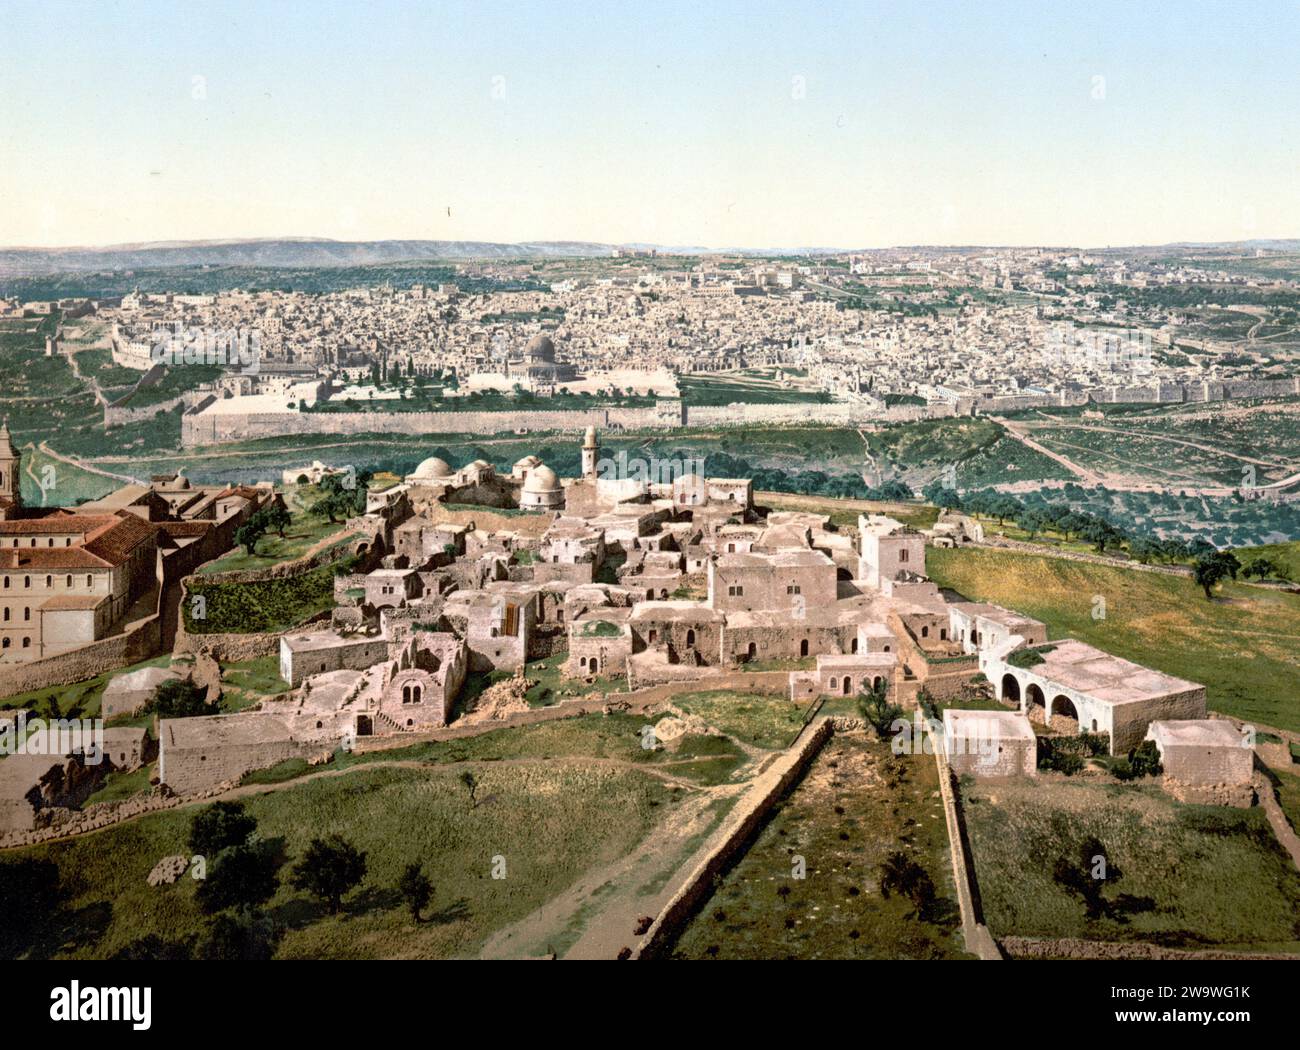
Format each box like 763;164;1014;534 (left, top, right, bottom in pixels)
669;734;969;960
964;778;1300;951
1021;398;1300;489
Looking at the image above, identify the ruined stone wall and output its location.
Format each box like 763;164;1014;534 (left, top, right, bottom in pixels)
1160;777;1254;807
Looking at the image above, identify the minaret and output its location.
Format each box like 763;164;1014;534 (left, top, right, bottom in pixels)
0;419;21;513
581;425;600;480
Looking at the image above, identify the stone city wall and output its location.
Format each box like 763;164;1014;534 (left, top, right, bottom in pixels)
182;402;683;447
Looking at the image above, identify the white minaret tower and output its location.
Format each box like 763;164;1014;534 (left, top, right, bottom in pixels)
581;425;600;480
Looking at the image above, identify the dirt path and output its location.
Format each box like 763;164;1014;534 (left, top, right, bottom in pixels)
1024;421;1290;469
478;780;746;959
39;441;141;485
59;340;108;406
994;419;1102;484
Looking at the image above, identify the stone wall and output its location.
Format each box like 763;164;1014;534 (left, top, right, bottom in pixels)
172;610;332;660
161;736;333;796
1000;936;1298;960
632;717;835;959
182;402;683;447
0;779;245;850
0;615;162;701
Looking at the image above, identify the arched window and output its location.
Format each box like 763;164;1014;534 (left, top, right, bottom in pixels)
686;629;696;647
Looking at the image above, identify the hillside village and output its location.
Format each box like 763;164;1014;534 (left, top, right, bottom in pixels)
3;424;1264;846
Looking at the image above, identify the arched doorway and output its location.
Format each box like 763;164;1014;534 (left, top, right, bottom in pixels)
1025;683;1046;724
356;715;373;737
800;638;809;657
1051;694;1078;728
842;676;852;695
1001;674;1021;708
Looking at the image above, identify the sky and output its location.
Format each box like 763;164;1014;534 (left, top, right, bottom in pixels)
1;0;1298;250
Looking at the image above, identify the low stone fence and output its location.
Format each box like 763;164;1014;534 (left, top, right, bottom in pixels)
977;537;1193;577
0;779;242;851
196;534;360;586
932;729;1003;960
349;690;682;754
632;718;835;959
172;609;332;660
1001;937;1299;961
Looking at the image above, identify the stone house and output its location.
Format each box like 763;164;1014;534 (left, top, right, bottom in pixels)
942;709;1037;777
1146;719;1254;806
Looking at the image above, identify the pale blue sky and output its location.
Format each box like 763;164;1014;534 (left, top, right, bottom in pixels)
1;0;1297;248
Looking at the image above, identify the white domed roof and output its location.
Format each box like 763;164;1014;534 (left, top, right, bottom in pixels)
412;456;453;479
522;464;560;492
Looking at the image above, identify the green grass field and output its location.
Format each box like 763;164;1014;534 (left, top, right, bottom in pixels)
3;762;675;960
964;778;1300;951
243;710;762;791
198;485;353;574
18;444;121;507
670;734;970;959
183;558;350;634
928;546;1300;734
669;690;809;750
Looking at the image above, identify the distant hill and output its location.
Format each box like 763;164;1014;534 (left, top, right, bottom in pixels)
0;238;620;276
4;236;1297;278
0;237;875;277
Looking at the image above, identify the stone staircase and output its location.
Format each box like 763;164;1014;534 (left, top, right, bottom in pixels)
373;709;412;734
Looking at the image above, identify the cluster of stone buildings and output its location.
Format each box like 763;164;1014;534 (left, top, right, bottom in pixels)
130;426;1256;811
